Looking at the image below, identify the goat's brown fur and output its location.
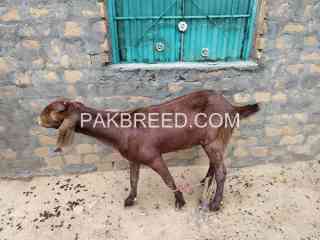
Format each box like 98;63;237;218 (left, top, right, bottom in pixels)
39;90;259;211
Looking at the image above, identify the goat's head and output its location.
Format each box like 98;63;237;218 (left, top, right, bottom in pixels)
39;99;75;129
39;99;83;149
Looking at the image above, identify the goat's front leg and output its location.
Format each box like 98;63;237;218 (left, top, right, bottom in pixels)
148;157;186;209
124;162;140;207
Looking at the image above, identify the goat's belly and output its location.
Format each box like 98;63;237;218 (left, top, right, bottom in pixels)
160;142;199;154
155;128;206;153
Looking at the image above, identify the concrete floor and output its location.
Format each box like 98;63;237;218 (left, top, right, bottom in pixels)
0;160;319;240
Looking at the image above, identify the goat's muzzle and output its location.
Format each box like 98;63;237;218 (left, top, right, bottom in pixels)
38;116;42;126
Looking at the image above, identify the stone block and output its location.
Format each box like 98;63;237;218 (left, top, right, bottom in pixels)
233;93;251;104
30;8;49;18
1;149;17;160
287;64;305;75
256;37;265;50
236;137;258;146
255;92;271;103
0;9;20;21
272;92;287;102
15;72;32;87
265;127;282;137
271;114;293;124
276;37;285;49
81;10;98;17
83;154;100;164
280;135;304;145
98;2;106;17
234;148;249;158
280;126;298;136
294;113;308;123
32;58;45;68
106;152;124;163
64;22;81;37
93;21;106;33
100;40;110;52
95;162;113;171
168;83;183;93
47;72;58;81
76;144;94;154
250;147;269;157
287;145;311;155
22;40;40;49
283;23;305;33
64;70;82;83
60;55;70;68
302;53;320;61
306;134;320;145
0;58;11;75
310;64;320;73
67;85;77;97
304;36;318;46
38;135;56;145
45;155;64;168
63;164;97;174
64;154;82;165
34;147;49;158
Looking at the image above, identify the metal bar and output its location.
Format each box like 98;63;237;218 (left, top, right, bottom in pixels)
115;14;250;20
179;0;185;61
106;0;120;63
231;0;241;59
243;0;258;59
125;0;133;62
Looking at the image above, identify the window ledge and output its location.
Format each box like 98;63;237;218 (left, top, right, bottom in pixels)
108;61;259;71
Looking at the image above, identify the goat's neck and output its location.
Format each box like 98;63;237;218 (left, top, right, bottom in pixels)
75;106;125;148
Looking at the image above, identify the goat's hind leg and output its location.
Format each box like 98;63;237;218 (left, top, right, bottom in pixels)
200;162;214;185
124;162;140;207
148;157;186;209
203;143;227;211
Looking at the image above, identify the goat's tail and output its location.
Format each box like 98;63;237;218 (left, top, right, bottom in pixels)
235;103;260;119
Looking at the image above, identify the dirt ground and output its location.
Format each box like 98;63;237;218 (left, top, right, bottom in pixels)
0;160;319;240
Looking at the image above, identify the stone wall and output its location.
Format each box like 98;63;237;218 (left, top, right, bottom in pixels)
0;0;319;177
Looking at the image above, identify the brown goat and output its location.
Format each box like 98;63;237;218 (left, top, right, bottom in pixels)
39;90;259;211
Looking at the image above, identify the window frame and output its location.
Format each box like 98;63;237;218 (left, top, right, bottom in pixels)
106;0;259;64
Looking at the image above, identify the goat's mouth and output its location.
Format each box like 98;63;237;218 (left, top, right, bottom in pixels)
38;117;59;129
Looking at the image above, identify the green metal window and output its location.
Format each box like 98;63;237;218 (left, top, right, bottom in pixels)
107;0;258;64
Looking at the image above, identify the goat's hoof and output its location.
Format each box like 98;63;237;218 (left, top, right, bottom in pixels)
175;199;186;209
200;177;213;186
124;197;136;207
200;178;206;185
209;201;221;212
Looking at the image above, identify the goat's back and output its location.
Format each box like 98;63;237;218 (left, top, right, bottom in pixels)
132;90;233;115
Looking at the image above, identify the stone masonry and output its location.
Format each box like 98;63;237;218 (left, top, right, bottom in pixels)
0;0;319;177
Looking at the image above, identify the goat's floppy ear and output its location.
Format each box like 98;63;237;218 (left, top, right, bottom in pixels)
50;101;70;122
56;114;77;150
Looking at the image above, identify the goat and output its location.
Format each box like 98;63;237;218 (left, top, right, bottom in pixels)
39;90;259;211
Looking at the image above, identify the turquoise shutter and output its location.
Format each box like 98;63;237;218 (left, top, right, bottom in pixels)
183;0;253;61
110;0;181;63
107;0;258;63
